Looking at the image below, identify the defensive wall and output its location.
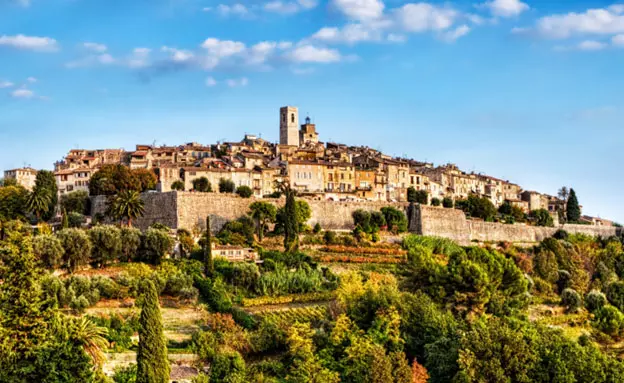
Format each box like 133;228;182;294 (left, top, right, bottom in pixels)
92;192;621;244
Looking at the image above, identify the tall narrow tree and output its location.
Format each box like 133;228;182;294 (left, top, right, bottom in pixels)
566;188;581;223
283;186;299;253
136;280;170;383
204;215;214;276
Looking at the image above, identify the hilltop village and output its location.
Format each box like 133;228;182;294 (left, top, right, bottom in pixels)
2;106;609;225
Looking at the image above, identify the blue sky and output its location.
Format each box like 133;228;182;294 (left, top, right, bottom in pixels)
1;0;623;222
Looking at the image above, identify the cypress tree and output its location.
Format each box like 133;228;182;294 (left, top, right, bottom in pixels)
61;207;69;229
204;215;214;277
136;280;170;383
283;187;299;253
566;188;581;223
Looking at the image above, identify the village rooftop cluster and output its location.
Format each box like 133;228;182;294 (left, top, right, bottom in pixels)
3;106;610;226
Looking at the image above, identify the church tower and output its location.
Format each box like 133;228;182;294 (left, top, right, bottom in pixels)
280;106;299;147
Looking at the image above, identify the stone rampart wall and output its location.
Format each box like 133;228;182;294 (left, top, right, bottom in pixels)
92;192;621;243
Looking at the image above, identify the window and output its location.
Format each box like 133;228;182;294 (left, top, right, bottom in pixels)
291;113;295;123
282;113;286;123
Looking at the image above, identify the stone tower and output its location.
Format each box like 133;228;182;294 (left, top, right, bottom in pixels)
280;106;299;147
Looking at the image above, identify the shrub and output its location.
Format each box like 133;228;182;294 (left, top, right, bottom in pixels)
455;194;497;221
67;212;87;228
442;197;454;208
352;209;372;233
89;225;122;268
171;180;184;191
530;209;554;227
313;223;322;234
57;228;92;273
113;364;137;383
235;186;253;198
323;231;337;245
408;187;428;204
139;228;173;264
593;305;624;338
120;227;141;262
561;288;582;312
92;275;123;299
60;190;90;215
431;198;441;207
32;234;64;269
380;206;408;233
586;290;607;312
607;281;624;312
192;177;211;192
370;211;386;229
70;295;90;313
219;178;236;193
553;229;569;240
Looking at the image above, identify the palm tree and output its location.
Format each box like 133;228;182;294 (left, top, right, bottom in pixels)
110;190;145;227
26;188;51;221
71;317;109;368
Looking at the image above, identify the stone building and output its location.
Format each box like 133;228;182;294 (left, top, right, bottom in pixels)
55;167;93;195
287;160;325;194
4;167;37;190
299;116;319;145
280;106;299;147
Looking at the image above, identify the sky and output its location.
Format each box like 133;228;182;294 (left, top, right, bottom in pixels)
1;0;623;222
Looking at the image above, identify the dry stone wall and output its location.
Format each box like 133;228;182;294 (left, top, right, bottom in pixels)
92;192;621;243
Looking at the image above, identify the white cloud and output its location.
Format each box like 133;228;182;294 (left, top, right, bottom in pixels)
202;7;212;12
83;42;107;53
441;24;471;42
613;34;624;46
161;46;194;63
226;77;249;87
332;0;385;21
286;45;342;63
10;88;34;99
264;0;318;14
578;40;607;51
394;3;457;33
312;24;382;44
128;48;151;68
291;67;315;75
15;0;30;7
0;34;59;52
533;6;624;39
66;53;116;68
201;38;246;57
205;76;217;86
216;3;249;16
26;76;37;83
482;0;529;18
0;81;14;88
387;33;406;43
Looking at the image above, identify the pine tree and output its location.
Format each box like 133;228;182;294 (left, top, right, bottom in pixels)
136;280;170;383
566;188;581;223
204;215;214;277
283;187;299;253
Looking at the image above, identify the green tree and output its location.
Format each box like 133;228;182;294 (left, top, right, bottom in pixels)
456;194;497;221
35;170;58;221
380;206;408;233
249;201;277;241
90;164;156;196
61;207;69;229
236;185;253;198
109;190;145;227
442;197;454;208
192;177;211;192
139;228;173;265
61;190;90;215
136;280;170;383
285;322;340;383
283;186;299;253
120;227;142;262
57;228;93;273
89;225;122;268
32;234;64;269
132;168;158;192
204;215;214;276
219;178;236;193
566;188;581;223
26;187;51;222
530;209;554;227
431;198;441;207
407;187;428;204
171;180;185;191
210;352;247;383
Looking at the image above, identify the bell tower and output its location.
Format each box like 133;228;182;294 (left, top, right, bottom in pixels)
280;106;299;147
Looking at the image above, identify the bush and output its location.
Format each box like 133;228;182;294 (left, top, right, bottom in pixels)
593;305;624;338
91;275;123;299
57;228;92;273
313;223;322;234
561;288;582;312
586;290;607;312
380;206;408;233
32;234;64;269
70;295;90;313
407;187;428;204
530;209;554;227
219;178;236;193
120;227;142;262
323;231;337;245
235;186;253;198
442;197;454;208
455;194;497;221
607;281;624;312
171;180;184;191
89;225;122;268
553;229;569;240
192;177;211;192
113;364;137;383
60;190;90;215
431;198;441;207
138;228;173;264
67;212;87;228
